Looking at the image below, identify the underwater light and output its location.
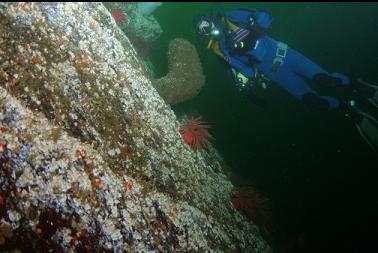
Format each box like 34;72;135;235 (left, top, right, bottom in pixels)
211;28;220;36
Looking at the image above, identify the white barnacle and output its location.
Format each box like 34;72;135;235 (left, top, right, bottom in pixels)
107;149;116;157
7;210;21;224
67;51;75;61
68;112;78;120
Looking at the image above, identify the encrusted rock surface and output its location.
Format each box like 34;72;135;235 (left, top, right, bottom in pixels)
0;2;271;252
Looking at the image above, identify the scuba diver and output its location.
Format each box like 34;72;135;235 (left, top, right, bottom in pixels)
193;7;378;150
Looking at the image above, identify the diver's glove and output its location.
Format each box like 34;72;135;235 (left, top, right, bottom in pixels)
231;68;253;91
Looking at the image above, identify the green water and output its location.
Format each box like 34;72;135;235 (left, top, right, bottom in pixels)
151;3;378;252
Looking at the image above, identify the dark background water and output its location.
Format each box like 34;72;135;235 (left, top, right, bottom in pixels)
150;3;378;253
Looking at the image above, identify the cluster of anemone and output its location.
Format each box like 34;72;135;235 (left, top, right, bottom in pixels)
179;116;213;150
232;186;271;233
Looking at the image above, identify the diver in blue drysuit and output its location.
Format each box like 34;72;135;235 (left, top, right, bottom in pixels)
193;8;378;149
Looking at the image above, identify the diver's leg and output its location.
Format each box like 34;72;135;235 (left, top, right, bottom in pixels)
274;69;378;150
274;70;341;110
277;72;378;150
289;48;378;107
312;72;347;88
285;48;378;107
288;48;351;87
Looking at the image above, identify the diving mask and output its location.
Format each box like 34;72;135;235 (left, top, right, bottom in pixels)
195;16;221;38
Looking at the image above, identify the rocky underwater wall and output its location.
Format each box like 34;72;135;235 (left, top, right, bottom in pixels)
0;3;271;252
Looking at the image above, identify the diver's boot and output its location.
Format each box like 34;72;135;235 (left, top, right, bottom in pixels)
312;73;343;88
353;79;378;108
340;100;378;150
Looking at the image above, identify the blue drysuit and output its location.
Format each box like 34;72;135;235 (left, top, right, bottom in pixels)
216;9;352;110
